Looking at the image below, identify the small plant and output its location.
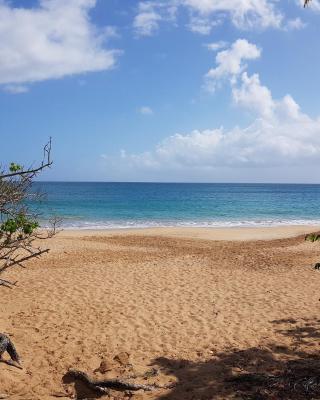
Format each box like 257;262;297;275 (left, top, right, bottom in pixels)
9;163;22;172
305;233;320;242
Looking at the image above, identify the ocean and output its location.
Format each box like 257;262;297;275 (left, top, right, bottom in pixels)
32;182;320;229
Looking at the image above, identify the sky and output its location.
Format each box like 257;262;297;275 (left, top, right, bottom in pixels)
1;0;320;183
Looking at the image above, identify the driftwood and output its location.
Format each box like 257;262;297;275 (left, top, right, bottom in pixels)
0;333;21;368
229;372;320;397
66;369;171;394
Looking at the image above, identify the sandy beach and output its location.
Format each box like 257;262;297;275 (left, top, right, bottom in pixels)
2;225;320;399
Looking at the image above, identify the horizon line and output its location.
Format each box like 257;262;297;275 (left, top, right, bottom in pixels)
34;180;320;185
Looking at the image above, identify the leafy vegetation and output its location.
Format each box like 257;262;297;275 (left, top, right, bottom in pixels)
305;233;320;242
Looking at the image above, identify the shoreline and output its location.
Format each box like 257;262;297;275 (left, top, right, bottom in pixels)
57;224;320;241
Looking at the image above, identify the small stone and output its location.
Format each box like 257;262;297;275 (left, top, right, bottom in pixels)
114;352;130;366
97;359;111;373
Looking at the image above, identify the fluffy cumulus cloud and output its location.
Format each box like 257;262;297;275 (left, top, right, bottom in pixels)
232;72;274;117
117;105;320;170
106;39;320;179
0;0;120;88
204;39;261;92
133;0;285;36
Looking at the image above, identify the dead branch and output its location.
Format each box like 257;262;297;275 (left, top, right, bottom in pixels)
0;334;21;367
0;278;17;288
0;248;49;274
0;138;52;180
65;369;171;394
228;371;320;397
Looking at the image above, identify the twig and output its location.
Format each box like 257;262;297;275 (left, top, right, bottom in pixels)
0;138;52;179
0;278;17;288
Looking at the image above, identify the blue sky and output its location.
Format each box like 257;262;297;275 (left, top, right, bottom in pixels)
1;0;320;182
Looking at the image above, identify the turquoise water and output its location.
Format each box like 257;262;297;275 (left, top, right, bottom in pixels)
32;182;320;229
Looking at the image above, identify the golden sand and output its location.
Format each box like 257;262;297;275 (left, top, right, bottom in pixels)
1;226;320;399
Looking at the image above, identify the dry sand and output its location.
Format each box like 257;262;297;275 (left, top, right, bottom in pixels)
1;226;320;399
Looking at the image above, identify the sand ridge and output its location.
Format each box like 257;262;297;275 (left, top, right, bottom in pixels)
1;228;320;399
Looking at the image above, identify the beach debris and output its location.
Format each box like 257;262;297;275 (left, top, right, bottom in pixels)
64;369;171;394
114;352;130;366
0;333;21;369
228;371;320;398
95;359;112;374
0;394;9;399
143;367;159;378
0;279;17;289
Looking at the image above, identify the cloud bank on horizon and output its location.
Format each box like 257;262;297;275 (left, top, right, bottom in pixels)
1;0;320;182
107;38;320;178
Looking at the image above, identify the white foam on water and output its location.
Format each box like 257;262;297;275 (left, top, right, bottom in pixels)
41;218;320;230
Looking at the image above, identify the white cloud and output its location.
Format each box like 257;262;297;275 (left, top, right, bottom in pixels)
204;39;261;92
0;0;120;87
139;106;154;115
133;2;162;36
133;0;284;36
232;72;274;118
183;0;283;31
187;15;221;35
285;17;306;30
105;39;320;180
204;41;228;52
133;1;178;36
116;91;320;172
3;84;29;94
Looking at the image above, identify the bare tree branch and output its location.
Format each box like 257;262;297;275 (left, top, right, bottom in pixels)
0;138;52;179
0;139;58;279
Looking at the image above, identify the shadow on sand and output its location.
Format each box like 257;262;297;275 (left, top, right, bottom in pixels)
152;318;320;400
62;318;320;399
62;372;105;399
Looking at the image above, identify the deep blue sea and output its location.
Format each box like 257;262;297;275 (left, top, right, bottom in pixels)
32;182;320;229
